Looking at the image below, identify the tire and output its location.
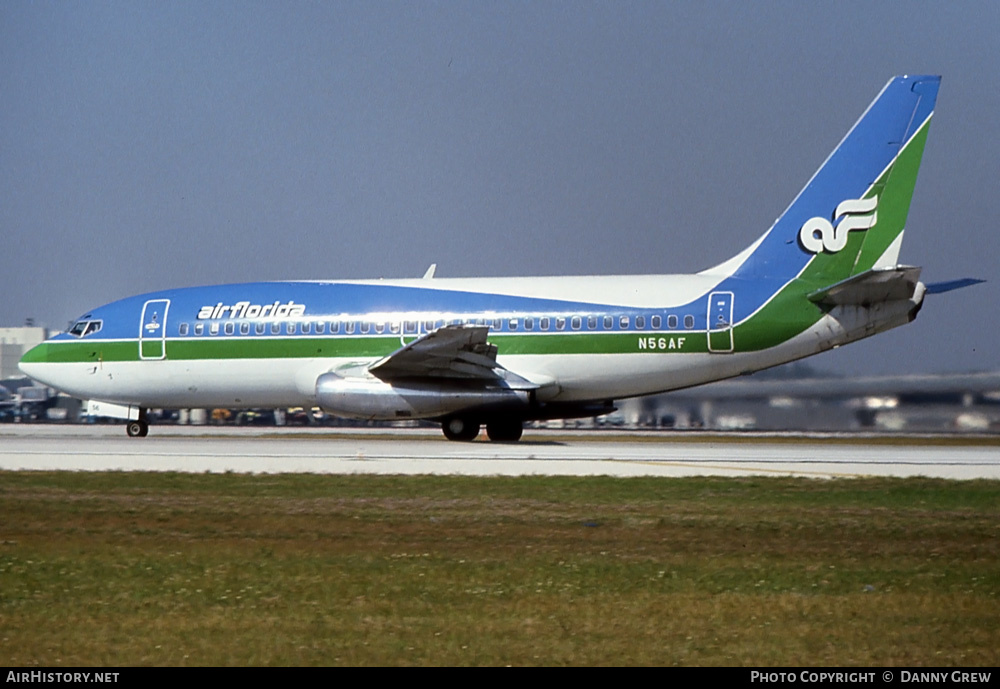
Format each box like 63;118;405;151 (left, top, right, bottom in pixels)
486;419;523;442
442;416;480;441
126;420;149;438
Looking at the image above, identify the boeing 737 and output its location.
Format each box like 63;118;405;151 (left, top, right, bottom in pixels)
20;75;967;441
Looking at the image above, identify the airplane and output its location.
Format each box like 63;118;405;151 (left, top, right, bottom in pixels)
20;74;971;441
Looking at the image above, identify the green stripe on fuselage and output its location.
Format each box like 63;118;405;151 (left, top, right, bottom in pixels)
24;331;710;364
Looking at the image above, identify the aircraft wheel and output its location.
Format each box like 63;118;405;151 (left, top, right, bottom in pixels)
442;417;480;441
486;419;523;442
126;420;149;438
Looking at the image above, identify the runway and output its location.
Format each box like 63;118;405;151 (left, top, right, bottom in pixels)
2;424;999;479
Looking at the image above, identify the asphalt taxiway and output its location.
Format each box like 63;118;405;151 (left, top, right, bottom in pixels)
1;425;999;479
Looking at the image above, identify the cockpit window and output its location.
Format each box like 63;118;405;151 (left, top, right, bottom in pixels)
69;320;103;338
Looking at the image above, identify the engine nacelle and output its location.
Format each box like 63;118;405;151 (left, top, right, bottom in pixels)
315;373;530;421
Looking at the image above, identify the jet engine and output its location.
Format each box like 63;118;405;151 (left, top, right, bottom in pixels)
315;372;530;421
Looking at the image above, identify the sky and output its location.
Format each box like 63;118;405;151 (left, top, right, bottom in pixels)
2;1;998;376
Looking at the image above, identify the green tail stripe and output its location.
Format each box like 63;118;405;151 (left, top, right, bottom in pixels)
733;115;932;352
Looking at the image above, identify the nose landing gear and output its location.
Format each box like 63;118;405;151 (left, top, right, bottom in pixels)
125;411;149;437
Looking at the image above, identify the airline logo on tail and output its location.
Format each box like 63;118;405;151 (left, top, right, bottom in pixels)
799;196;879;254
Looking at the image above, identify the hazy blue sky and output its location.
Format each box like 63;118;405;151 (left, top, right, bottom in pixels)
2;1;997;376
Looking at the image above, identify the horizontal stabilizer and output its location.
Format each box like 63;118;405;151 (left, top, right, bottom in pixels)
925;278;985;294
807;266;922;307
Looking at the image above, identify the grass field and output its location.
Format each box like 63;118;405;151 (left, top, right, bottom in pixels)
1;471;997;666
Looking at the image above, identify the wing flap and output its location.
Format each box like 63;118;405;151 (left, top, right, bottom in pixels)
369;324;538;389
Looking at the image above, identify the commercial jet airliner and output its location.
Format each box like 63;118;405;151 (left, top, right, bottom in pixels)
20;75;969;441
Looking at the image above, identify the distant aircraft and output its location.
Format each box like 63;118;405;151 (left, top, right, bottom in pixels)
20;75;969;441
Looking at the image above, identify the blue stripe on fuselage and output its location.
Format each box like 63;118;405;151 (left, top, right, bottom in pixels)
57;281;726;341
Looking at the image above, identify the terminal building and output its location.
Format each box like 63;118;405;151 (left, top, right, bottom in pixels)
0;326;59;421
613;368;1000;433
0;326;47;380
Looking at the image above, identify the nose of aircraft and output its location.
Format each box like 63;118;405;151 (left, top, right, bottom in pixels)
18;342;54;387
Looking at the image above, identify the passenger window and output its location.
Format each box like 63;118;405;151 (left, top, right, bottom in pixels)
404;321;416;334
271;322;281;335
652;315;661;329
540;317;550;331
524;317;534;331
225;322;235;336
330;321;340;334
239;322;250;335
361;322;371;334
668;315;678;329
315;322;325;334
256;322;265;335
286;322;296;335
346;321;356;334
302;322;312;335
603;315;613;330
571;316;581;330
210;323;220;335
194;323;204;336
375;322;385;334
636;315;646;329
684;315;695;329
587;316;597;330
508;318;518;331
179;323;189;336
619;315;629;329
556;317;566;331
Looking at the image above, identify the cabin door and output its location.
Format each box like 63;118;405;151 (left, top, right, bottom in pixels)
707;291;734;353
139;299;170;360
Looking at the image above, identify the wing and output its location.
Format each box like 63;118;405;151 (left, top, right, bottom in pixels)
368;324;537;389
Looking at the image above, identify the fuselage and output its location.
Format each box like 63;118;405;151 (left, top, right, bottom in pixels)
18;271;922;411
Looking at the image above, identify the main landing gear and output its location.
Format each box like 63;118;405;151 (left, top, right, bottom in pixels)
441;416;524;442
442;416;480;441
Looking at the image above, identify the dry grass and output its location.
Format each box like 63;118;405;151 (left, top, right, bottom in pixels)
1;472;997;666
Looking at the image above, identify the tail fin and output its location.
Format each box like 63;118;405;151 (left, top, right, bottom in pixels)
712;75;940;284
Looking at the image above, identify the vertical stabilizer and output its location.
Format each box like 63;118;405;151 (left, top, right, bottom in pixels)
707;75;940;285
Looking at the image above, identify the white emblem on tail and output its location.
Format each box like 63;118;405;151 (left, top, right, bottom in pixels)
799;196;879;254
